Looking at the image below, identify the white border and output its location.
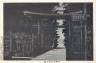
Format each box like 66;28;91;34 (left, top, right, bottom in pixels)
0;0;95;63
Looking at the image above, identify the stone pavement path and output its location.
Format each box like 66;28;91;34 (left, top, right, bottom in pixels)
32;47;66;60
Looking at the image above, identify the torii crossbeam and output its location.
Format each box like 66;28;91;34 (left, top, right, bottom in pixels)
23;11;89;20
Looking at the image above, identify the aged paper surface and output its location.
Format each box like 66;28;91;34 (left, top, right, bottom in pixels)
0;0;96;63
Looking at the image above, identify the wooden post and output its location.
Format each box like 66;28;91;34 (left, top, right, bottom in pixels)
38;20;40;36
41;21;43;46
85;22;87;60
80;21;83;51
84;3;87;60
38;20;41;46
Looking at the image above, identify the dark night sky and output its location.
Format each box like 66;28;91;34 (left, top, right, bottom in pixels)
4;3;92;18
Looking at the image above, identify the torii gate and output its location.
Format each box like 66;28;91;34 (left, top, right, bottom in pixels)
23;10;90;60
